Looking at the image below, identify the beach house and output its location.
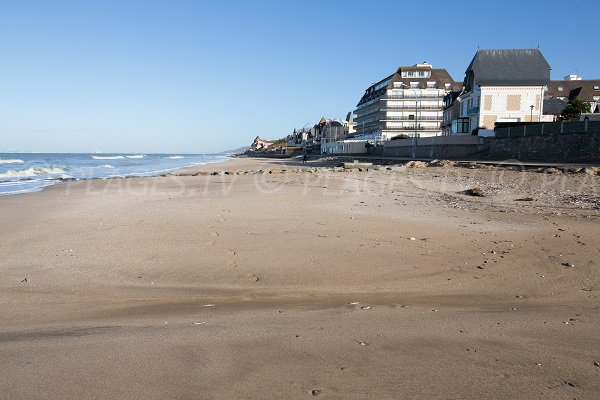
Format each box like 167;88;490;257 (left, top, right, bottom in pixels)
454;49;551;133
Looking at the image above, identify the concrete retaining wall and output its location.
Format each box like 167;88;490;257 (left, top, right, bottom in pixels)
381;136;489;159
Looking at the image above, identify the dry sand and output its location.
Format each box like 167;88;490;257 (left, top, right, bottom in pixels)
1;156;599;399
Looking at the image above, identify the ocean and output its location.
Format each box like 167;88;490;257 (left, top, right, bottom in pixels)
0;153;228;196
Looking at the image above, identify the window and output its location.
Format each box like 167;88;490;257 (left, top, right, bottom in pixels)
410;82;419;88
453;118;470;134
558;87;564;92
427;81;436;88
594;86;600;90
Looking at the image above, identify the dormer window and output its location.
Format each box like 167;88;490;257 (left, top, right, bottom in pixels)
594;86;600;90
427;81;436;88
558;87;564;92
410;82;419;88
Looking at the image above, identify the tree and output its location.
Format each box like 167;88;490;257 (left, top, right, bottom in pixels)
558;99;591;121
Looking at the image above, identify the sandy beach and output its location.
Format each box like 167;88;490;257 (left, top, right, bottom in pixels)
1;156;599;399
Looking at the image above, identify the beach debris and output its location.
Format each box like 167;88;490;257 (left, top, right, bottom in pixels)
192;322;206;326
203;304;216;307
409;237;417;241
360;306;371;310
594;361;600;367
311;389;321;396
358;341;368;346
463;187;485;197
515;197;534;201
348;302;360;305
564;381;577;388
20;277;28;283
561;262;574;268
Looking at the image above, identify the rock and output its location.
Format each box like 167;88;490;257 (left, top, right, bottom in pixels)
594;361;600;367
360;306;371;310
429;159;455;168
311;389;321;396
584;167;599;175
405;161;427;168
543;167;561;174
464;187;485;197
358;341;368;346
515;197;534;201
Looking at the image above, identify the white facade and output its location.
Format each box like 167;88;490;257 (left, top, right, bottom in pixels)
459;84;546;131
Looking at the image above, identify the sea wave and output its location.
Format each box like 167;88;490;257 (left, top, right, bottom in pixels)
0;167;67;179
126;155;146;159
168;156;185;159
102;164;115;169
0;159;25;164
91;155;125;160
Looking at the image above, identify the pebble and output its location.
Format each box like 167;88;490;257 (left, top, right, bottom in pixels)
594;361;600;367
361;306;371;310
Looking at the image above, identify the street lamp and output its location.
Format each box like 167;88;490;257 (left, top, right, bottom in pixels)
530;105;534;122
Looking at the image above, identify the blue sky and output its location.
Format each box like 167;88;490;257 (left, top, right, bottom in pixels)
1;0;598;153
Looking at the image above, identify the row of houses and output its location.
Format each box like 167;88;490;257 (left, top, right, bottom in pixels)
286;114;356;150
353;48;600;141
279;48;599;155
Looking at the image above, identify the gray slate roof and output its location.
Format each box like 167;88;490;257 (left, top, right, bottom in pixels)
466;49;551;86
543;98;567;115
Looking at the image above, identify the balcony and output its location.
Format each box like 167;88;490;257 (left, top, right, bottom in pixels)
384;94;444;100
384;124;441;131
382;115;441;121
467;106;480;115
354;110;380;121
382;105;441;110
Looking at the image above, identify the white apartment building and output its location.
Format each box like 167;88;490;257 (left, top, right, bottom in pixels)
455;49;551;133
354;63;459;140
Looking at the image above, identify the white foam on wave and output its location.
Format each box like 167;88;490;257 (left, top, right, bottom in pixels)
168;155;185;159
92;155;125;160
102;164;114;169
0;167;67;179
126;155;146;159
0;159;25;164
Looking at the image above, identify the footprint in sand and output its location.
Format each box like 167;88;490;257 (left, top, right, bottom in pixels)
226;249;238;268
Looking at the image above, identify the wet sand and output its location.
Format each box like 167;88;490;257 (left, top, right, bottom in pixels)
1;157;599;399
